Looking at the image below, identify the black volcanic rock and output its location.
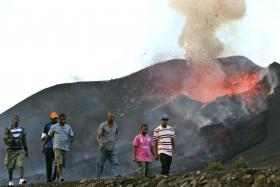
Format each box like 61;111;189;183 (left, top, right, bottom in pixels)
0;56;278;184
227;84;280;168
14;168;280;187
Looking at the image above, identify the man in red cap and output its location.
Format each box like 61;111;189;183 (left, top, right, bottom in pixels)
41;112;58;182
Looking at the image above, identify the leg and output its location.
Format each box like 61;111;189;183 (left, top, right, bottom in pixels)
17;152;26;178
8;169;13;181
159;153;169;175
19;166;24;178
5;152;15;181
145;162;152;176
96;149;108;178
57;165;63;179
54;149;64;180
166;155;172;175
52;165;57;181
137;162;145;176
45;149;53;182
17;152;27;184
51;150;57;181
108;151;122;177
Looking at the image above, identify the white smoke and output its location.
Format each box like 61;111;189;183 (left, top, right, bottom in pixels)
169;0;246;63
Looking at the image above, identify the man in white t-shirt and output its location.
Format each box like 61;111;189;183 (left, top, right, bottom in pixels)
153;113;176;175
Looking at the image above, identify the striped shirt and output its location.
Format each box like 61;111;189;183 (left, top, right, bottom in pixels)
4;125;27;151
48;123;74;151
153;125;175;156
11;126;23;138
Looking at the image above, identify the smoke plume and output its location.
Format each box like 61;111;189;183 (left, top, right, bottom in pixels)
169;0;246;63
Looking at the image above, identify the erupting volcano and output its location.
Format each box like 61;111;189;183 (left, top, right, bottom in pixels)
160;57;266;112
165;0;257;104
0;56;279;183
180;62;262;103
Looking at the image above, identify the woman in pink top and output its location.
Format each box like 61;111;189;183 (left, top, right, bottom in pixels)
133;124;155;176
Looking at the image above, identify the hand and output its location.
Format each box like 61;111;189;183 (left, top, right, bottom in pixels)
15;139;22;145
154;155;159;161
173;149;177;156
70;137;75;143
99;144;105;149
41;147;45;154
133;157;137;162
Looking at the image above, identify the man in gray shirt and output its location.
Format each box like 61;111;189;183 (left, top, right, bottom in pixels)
96;112;122;178
42;114;74;182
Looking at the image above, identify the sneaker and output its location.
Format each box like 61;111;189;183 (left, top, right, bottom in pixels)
19;178;27;184
8;181;14;186
59;176;64;182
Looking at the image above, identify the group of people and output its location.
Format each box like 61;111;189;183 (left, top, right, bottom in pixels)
3;111;176;186
3;113;74;186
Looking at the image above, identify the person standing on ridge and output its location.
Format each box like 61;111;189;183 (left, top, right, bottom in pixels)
42;114;74;182
4;115;28;185
96;112;122;178
41;112;58;182
153;113;176;175
133;124;155;176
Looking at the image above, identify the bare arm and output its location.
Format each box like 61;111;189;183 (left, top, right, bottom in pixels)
96;134;102;146
133;146;137;162
69;127;75;143
150;140;155;156
41;133;47;142
22;131;28;153
171;138;176;153
41;135;51;153
42;135;50;147
154;140;159;160
41;124;49;142
96;124;104;148
70;136;75;143
151;146;155;157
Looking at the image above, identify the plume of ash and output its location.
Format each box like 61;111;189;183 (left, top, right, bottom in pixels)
169;0;246;63
261;67;279;95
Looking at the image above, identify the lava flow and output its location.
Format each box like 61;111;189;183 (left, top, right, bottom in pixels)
180;62;263;103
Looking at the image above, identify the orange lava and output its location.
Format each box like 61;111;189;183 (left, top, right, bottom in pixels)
181;63;261;103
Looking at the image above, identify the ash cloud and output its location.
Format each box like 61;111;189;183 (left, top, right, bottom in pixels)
169;0;246;63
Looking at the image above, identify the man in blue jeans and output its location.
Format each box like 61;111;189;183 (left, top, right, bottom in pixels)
96;112;122;178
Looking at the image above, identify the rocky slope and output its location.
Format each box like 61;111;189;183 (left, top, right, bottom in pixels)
4;168;280;187
0;56;278;184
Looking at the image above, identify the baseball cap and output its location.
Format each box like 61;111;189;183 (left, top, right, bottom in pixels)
50;112;58;119
161;113;169;121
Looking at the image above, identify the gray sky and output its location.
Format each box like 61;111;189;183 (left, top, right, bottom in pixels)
0;0;279;113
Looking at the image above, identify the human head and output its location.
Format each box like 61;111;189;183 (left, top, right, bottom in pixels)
50;112;58;124
12;114;20;126
160;113;169;127
106;112;115;124
140;124;149;135
59;114;66;125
